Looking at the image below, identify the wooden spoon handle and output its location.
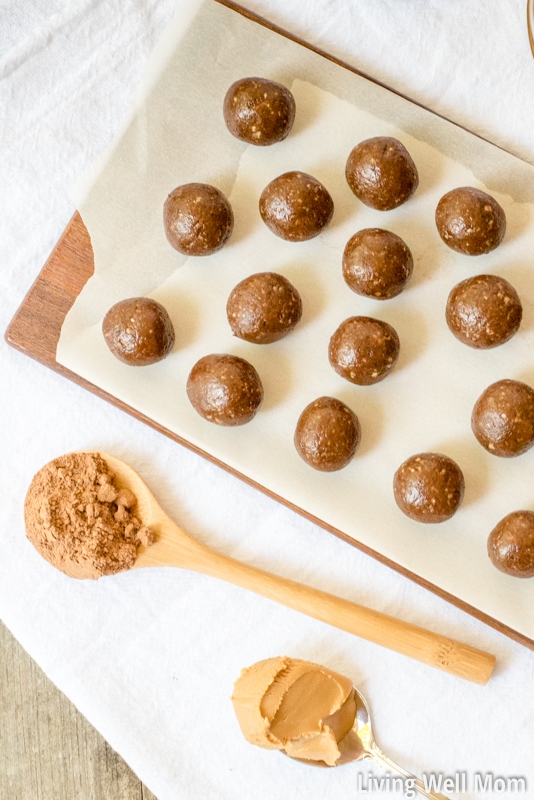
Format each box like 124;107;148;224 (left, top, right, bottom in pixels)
145;525;495;684
206;553;494;684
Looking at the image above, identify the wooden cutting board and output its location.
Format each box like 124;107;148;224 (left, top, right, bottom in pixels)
6;0;534;652
8;204;534;656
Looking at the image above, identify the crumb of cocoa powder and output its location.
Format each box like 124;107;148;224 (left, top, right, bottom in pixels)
24;452;155;579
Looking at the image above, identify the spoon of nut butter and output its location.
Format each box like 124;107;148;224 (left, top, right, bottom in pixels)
232;656;449;799
24;451;495;684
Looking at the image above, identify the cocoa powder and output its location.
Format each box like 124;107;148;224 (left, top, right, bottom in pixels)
24;452;155;579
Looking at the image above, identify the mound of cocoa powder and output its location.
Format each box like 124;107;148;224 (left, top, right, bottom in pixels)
24;452;155;579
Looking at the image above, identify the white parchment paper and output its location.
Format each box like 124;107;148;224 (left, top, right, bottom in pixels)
59;0;534;639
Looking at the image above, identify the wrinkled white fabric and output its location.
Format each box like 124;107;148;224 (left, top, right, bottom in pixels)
1;2;534;799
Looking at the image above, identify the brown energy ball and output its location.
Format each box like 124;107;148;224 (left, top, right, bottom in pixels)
345;137;419;211
435;187;506;255
294;396;361;472
328;316;400;386
471;379;534;457
393;452;465;523
446;274;522;348
487;511;534;578
259;171;334;242
226;272;302;344
186;354;263;426
102;297;175;366
223;77;296;146
163;183;233;256
342;228;413;299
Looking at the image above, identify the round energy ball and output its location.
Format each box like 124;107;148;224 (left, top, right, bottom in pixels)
446;274;522;348
471;379;534;457
226;272;302;344
435;186;506;255
294;396;361;472
102;297;175;366
223;77;296;145
342;228;413;299
259;171;334;241
186;354;263;426
488;511;534;578
345;137;419;211
163;183;233;256
393;452;465;523
328;316;400;385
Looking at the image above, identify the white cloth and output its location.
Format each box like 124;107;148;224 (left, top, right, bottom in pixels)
1;3;534;800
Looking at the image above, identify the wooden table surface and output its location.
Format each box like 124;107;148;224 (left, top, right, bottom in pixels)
0;620;158;800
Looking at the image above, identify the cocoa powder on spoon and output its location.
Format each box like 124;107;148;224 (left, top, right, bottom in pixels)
24;452;155;579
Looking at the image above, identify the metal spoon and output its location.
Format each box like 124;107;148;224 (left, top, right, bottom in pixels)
295;685;450;800
62;452;495;682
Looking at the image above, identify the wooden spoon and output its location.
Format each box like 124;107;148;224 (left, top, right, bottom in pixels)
101;452;495;684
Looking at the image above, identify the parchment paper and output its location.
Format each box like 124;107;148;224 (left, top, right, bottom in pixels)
59;0;534;639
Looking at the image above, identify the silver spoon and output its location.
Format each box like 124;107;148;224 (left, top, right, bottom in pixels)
293;685;449;800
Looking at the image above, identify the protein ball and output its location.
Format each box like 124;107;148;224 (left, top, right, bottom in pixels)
227;272;302;344
163;183;233;255
446;274;522;348
294;396;361;472
186;354;263;426
259;171;334;242
393;452;465;523
435;187;506;255
328;316;400;385
471;379;534;457
345;137;419;211
223;77;296;146
342;228;413;299
102;297;175;366
487;511;534;578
